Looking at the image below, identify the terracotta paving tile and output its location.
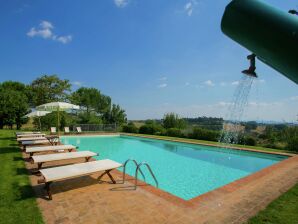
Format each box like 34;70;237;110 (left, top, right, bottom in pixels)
21;143;298;224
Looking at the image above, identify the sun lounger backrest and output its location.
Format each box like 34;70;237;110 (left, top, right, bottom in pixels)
76;127;82;133
64;127;70;133
51;127;56;133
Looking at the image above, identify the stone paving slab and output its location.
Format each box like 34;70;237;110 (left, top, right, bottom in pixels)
22;148;298;224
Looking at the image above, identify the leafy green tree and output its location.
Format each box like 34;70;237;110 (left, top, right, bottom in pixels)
78;112;102;124
163;113;186;129
71;87;101;113
29;75;71;106
0;84;29;129
71;87;111;114
106;104;127;125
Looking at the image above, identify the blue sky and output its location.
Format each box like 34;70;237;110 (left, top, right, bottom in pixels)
0;0;297;122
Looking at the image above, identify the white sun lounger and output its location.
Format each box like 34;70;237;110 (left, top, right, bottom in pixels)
16;131;41;136
26;144;77;156
17;136;46;142
20;139;52;151
17;133;45;138
38;159;122;199
32;151;98;169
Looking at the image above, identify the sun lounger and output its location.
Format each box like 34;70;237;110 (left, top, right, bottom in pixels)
17;133;45;138
64;127;70;134
17;136;46;142
31;151;98;169
26;144;77;156
20;137;59;151
38;159;122;199
76;127;82;134
17;133;46;139
50;127;57;134
16;131;41;136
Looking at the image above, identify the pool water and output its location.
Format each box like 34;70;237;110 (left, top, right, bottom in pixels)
61;135;287;200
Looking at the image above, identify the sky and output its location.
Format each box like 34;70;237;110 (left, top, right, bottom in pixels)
0;0;297;122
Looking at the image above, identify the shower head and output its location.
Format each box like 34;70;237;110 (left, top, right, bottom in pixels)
288;9;298;15
242;53;258;78
242;69;257;78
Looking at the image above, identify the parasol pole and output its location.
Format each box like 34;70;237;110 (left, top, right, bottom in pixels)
39;117;42;131
57;107;60;136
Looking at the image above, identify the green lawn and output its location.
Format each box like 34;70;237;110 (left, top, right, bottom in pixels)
0;130;43;224
247;183;298;224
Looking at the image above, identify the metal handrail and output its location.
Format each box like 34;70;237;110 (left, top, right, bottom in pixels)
135;162;158;189
122;159;145;183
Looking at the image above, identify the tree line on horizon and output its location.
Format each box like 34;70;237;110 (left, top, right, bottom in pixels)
0;75;127;130
123;113;298;152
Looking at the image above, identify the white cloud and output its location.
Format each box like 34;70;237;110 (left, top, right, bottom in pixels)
220;82;227;87
27;27;53;39
290;96;298;101
231;81;239;86
159;76;167;81
27;20;72;44
185;82;190;86
184;0;197;16
158;83;167;88
204;80;215;87
114;0;129;8
40;20;53;29
53;35;72;44
72;81;83;87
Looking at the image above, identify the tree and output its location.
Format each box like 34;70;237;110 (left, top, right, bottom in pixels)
0;84;29;129
71;87;101;113
163;113;186;129
70;87;111;114
29;75;71;106
106;104;127;125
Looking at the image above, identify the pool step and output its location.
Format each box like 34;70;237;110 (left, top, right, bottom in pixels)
122;159;158;189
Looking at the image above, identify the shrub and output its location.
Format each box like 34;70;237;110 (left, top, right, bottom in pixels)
166;128;183;137
244;136;257;146
286;137;298;152
122;123;138;133
189;127;219;141
139;124;165;135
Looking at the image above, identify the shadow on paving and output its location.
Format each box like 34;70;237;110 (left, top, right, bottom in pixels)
33;175;121;200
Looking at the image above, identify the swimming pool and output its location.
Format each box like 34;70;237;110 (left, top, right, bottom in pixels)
61;135;287;200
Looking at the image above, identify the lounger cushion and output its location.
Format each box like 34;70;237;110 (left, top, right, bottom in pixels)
17;134;45;138
21;140;50;145
26;145;76;153
40;159;122;182
17;137;46;142
32;151;97;163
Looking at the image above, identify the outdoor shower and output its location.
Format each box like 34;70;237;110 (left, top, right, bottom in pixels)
221;0;298;84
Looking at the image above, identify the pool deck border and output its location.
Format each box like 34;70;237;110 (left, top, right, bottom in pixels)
61;132;297;208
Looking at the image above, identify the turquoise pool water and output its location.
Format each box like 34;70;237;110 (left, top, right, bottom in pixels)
61;135;287;200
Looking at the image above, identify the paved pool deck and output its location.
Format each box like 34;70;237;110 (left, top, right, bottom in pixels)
22;137;298;224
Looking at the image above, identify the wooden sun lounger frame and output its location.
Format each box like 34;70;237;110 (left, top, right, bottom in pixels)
31;151;98;170
26;145;76;157
38;163;121;200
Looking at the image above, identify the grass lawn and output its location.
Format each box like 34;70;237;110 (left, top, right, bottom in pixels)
247;183;298;224
0;130;43;224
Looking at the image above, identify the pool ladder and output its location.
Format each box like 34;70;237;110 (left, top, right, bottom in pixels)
122;159;159;189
